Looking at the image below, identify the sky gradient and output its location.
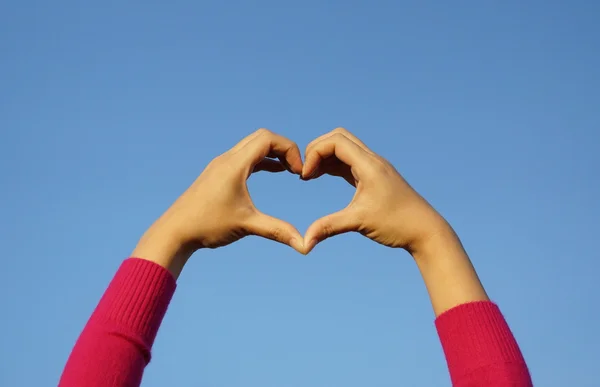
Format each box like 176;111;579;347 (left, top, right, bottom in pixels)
1;1;599;386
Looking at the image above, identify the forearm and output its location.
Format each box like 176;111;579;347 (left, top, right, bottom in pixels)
59;258;176;387
412;227;532;386
131;220;196;279
412;227;488;317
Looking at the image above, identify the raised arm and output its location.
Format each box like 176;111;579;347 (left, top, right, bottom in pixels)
59;129;306;387
301;128;532;386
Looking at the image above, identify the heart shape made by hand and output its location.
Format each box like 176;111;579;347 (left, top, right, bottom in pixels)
245;130;365;255
242;128;445;256
134;128;446;266
248;162;353;249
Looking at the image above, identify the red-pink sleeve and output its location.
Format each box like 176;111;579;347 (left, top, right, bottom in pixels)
59;258;176;387
435;301;532;386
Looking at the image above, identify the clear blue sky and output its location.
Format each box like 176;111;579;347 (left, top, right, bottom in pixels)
1;1;598;386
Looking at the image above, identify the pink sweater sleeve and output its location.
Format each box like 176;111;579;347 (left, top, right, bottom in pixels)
435;301;532;386
60;259;531;386
59;258;176;387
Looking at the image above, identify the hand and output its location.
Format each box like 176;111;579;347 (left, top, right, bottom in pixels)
133;129;305;277
301;128;451;255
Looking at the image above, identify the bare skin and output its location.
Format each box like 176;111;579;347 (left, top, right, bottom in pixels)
301;128;489;316
133;128;489;316
132;129;306;278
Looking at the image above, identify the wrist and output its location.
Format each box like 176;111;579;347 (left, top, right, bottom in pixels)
132;224;197;280
409;222;462;263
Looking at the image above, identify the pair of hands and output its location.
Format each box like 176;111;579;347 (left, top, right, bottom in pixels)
134;128;451;272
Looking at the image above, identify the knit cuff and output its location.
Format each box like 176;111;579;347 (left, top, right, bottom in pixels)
435;301;527;383
89;258;177;351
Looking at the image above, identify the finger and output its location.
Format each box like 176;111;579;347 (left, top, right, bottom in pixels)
331;127;372;153
229;129;266;153
264;150;295;173
300;156;356;186
239;129;303;175
253;159;287;173
244;211;305;253
302;133;369;180
306;127;373;157
303;207;361;253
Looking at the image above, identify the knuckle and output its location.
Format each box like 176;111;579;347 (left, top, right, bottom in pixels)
331;132;346;141
332;127;348;135
375;159;390;174
208;153;227;167
373;155;388;167
255;128;272;136
220;152;237;164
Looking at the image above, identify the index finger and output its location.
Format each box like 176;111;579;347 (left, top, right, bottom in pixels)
306;127;373;156
302;133;370;179
237;129;303;175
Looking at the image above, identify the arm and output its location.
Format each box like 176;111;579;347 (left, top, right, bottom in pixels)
301;128;532;386
59;129;306;387
58;258;176;387
416;231;532;386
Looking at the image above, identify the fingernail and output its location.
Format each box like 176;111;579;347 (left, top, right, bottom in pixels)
305;238;317;253
303;169;316;180
282;161;295;174
290;238;304;252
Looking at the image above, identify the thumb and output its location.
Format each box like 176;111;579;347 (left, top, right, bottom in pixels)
244;210;305;254
303;207;361;254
